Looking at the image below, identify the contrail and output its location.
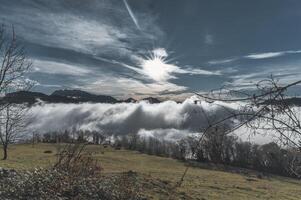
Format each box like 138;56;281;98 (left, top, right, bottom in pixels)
123;0;141;30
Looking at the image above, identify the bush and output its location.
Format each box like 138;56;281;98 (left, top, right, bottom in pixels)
0;168;145;200
53;143;102;178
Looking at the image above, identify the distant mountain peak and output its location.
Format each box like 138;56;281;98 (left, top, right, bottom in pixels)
123;98;137;103
51;89;118;103
141;97;161;104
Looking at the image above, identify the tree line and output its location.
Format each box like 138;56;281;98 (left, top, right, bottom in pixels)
114;130;301;179
34;127;301;179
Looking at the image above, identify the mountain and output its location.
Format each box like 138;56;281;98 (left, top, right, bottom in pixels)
1;90;118;104
0;90;166;105
5;90;299;106
122;98;137;103
2;91;49;104
51;89;118;103
141;97;161;104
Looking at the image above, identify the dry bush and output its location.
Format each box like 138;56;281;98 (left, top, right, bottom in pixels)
54;143;102;178
0;168;147;200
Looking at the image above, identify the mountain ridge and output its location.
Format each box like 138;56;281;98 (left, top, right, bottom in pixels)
2;90;301;106
0;90;162;105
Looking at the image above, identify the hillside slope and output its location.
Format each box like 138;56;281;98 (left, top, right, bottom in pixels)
0;143;300;200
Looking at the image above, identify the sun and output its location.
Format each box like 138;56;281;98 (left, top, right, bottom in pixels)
140;48;179;82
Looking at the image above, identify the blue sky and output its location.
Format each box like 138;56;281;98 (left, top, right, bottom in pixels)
1;0;301;99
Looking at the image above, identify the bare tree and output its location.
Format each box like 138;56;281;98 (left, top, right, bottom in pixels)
175;77;301;187
196;77;301;149
0;103;28;159
0;24;32;94
0;24;32;159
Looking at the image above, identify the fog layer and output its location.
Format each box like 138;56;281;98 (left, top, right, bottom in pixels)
27;96;240;140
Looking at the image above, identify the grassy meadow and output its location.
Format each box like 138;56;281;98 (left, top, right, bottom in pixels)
0;143;300;200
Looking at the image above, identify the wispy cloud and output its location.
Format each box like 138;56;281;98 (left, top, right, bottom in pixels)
15;13;127;55
209;49;301;65
225;72;264;90
245;52;285;59
245;50;301;59
208;58;238;65
79;76;187;98
0;0;162;57
225;64;301;90
185;68;221;76
33;59;92;76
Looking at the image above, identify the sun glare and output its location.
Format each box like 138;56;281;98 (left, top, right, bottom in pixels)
140;48;179;82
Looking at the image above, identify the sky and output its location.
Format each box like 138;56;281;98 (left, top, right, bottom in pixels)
1;0;301;99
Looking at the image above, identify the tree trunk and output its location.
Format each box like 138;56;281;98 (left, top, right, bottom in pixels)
2;145;7;160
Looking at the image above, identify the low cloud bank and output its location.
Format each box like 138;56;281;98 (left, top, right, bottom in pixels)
26;96;241;140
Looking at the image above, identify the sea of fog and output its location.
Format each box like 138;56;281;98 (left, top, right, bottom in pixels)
25;96;290;144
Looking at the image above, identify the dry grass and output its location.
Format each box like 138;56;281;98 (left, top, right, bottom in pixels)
0;143;300;200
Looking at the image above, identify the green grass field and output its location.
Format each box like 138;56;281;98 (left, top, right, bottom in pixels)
0;143;300;200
